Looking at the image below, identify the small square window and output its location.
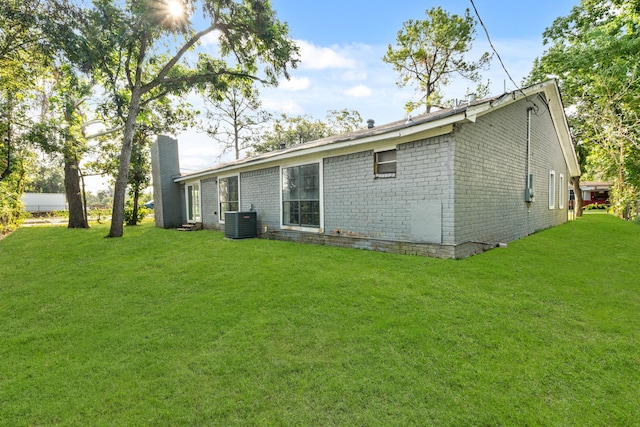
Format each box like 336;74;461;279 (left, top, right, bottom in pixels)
375;150;396;178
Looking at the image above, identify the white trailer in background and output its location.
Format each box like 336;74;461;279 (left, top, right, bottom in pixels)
21;193;68;212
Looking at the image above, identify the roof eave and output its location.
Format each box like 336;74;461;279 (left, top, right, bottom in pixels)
175;80;581;183
174;111;468;183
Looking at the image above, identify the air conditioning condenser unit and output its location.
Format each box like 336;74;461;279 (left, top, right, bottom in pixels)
224;211;257;239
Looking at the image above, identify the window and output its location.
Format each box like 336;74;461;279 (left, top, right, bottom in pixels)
559;174;565;209
219;176;239;222
549;170;556;209
374;149;396;177
282;163;320;227
187;183;201;222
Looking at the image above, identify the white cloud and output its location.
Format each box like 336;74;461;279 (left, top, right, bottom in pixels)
297;40;357;70
278;76;311;91
200;29;222;46
342;69;368;81
261;97;305;115
344;85;372;98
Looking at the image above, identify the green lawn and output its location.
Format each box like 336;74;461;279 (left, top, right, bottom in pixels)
1;215;639;426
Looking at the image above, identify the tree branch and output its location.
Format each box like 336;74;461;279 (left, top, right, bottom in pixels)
142;23;219;93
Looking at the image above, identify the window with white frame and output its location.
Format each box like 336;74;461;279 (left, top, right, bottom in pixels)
549;170;556;209
374;149;397;178
187;182;201;222
219;176;239;222
559;174;565;209
282;163;320;227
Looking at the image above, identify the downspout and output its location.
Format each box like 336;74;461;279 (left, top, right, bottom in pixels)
525;107;534;204
527;108;531;188
525;107;535;235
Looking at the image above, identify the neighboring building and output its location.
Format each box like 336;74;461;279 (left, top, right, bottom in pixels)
579;181;610;207
152;80;580;258
21;193;67;212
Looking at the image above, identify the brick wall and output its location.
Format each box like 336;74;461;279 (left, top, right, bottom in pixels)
150;136;183;228
200;177;220;230
168;91;571;259
453;96;570;250
322;135;454;245
239;166;280;235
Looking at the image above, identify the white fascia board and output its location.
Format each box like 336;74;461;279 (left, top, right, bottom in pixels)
543;83;581;178
174;116;463;183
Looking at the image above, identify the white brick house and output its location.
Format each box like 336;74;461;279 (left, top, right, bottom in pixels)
151;80;580;258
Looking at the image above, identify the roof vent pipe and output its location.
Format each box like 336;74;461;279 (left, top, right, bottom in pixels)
279;142;286;150
367;119;375;129
468;93;476;104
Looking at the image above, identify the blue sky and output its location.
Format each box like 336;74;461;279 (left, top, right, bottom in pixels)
254;0;579;121
271;0;574;44
87;0;581;189
172;0;578;174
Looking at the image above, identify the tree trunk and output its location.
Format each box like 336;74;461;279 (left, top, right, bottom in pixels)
108;88;142;237
81;170;89;225
234;125;240;160
1;99;13;182
128;186;140;226
572;177;583;218
64;155;89;228
1;128;11;181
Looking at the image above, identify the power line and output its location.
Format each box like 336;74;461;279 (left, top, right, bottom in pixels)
469;0;521;93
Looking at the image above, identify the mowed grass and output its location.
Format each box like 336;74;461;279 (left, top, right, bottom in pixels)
0;215;638;426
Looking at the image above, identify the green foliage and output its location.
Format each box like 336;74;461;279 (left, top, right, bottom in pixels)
47;0;299;237
1;215;639;425
251;114;329;154
250;109;363;154
583;203;608;211
0;0;49;200
530;0;640;215
204;77;270;159
326;108;363;135
123;200;148;225
0;175;24;234
383;6;491;113
24;160;65;193
88;208;111;223
51;210;70;218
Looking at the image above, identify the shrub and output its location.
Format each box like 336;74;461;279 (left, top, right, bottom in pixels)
0;178;24;234
124;200;149;225
52;210;70;218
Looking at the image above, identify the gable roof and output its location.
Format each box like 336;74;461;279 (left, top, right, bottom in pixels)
175;79;580;182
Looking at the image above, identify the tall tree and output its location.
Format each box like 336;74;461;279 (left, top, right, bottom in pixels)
203;77;270;160
51;0;298;237
56;67;93;228
28;65;94;228
2;0;99;229
529;0;640;217
0;0;40;181
250;114;330;154
250;110;362;154
326;109;363;135
89;95;196;225
0;0;48;232
383;6;491;114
